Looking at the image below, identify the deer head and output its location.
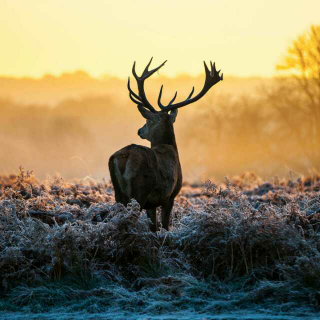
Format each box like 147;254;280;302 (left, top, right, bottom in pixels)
127;58;223;144
136;106;177;142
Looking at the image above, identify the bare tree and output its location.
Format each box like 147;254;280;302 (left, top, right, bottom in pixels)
269;25;320;170
276;25;320;106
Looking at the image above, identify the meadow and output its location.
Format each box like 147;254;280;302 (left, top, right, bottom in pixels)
0;170;320;319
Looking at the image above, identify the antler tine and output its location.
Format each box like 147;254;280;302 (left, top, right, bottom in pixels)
158;86;194;111
128;58;166;112
158;61;223;112
210;61;221;77
141;59;167;80
127;77;142;103
169;91;178;105
132;61;139;80
158;85;165;110
186;87;195;100
204;61;210;76
142;57;153;76
158;85;178;110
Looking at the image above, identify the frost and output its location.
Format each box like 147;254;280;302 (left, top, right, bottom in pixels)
0;171;320;316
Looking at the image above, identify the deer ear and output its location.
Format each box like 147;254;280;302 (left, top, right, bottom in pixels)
169;109;178;123
137;105;160;122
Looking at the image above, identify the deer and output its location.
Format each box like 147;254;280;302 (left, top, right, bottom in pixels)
108;58;223;232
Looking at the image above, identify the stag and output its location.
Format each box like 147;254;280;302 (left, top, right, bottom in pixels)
109;58;223;231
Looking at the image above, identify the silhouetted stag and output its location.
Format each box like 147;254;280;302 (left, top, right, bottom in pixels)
109;58;223;231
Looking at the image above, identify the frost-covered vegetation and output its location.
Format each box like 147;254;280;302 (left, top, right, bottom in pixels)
1;169;320;317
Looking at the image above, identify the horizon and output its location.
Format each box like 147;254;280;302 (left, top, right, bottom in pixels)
0;68;276;81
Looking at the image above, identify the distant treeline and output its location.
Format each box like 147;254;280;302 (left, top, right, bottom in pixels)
0;74;318;182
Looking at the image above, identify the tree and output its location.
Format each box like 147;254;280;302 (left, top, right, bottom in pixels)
269;25;320;171
276;25;320;108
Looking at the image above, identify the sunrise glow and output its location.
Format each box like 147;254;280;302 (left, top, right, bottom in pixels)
0;0;319;78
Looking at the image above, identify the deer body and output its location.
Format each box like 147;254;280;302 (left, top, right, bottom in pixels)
109;143;181;207
109;111;182;231
109;58;223;231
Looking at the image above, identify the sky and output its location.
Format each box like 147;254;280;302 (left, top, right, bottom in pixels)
0;0;319;78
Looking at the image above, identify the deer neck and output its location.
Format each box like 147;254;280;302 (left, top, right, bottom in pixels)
151;122;178;151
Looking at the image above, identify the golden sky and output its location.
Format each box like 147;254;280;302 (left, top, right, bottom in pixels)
0;0;319;78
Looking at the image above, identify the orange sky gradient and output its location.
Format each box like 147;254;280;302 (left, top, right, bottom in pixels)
0;0;319;79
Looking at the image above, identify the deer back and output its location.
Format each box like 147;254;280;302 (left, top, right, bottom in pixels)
109;143;182;208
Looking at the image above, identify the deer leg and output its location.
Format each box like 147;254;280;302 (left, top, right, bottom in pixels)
146;208;157;232
161;199;174;230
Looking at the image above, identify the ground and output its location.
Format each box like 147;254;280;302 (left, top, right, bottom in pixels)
0;170;320;319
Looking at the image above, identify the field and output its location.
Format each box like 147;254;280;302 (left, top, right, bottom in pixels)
1;169;320;319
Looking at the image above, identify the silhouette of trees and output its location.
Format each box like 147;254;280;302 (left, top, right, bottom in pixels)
269;25;320;170
276;25;320;107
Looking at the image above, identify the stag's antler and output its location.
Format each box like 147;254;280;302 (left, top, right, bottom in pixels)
157;61;223;112
127;57;167;113
127;59;223;113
